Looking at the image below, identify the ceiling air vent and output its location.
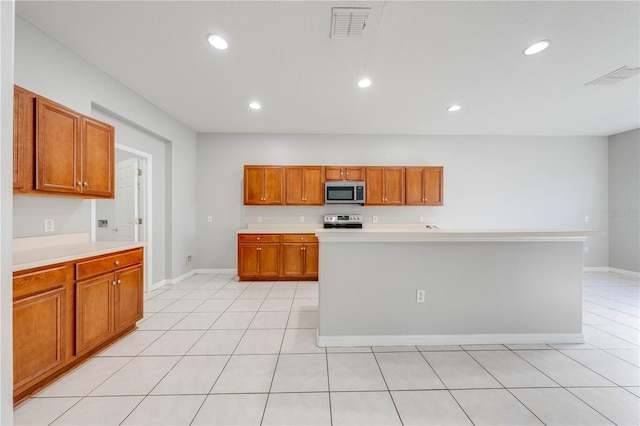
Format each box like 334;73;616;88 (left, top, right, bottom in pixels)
586;66;640;85
330;7;371;38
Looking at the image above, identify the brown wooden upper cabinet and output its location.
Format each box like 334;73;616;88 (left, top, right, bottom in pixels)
365;167;405;205
244;166;284;205
325;166;365;181
14;86;115;198
285;166;324;205
405;166;443;206
13;86;31;190
80;117;115;197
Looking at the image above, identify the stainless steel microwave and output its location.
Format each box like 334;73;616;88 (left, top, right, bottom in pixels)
324;181;365;204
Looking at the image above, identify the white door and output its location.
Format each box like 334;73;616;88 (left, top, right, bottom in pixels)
114;157;139;241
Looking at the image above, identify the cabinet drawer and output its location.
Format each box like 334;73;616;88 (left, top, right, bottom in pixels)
13;264;69;300
76;248;143;280
282;234;318;243
238;234;280;243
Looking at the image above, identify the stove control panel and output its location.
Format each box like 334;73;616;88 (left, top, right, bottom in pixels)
323;214;363;224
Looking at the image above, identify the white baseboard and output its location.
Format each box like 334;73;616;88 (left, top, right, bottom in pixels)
317;332;585;347
584;266;640;278
583;267;609;272
191;268;237;275
147;269;239;291
609;267;640;278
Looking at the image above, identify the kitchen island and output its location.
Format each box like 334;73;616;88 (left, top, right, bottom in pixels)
315;227;598;347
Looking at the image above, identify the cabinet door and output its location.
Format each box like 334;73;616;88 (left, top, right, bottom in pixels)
259;244;281;277
281;243;305;276
81;117;114;198
114;265;143;332
384;167;405;205
324;166;344;181
344;167;365;181
238;243;261;277
302;167;324;205
303;243;319;278
13;87;28;190
424;167;443;206
244;166;264;205
35;97;81;194
263;167;284;204
76;274;114;354
13;287;66;389
365;167;385;205
405;167;425;205
285;167;305;204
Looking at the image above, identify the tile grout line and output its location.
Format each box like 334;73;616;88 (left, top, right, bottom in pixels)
259;281;299;425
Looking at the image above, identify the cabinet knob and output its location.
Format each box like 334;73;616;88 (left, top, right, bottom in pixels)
83;182;88;186
257;237;260;240
117;279;122;284
77;181;83;186
112;281;117;286
115;260;120;265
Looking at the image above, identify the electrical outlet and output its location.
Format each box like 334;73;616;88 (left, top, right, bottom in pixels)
300;216;305;223
419;216;424;223
207;216;212;223
585;216;589;223
44;219;54;233
372;216;378;223
584;246;589;254
416;289;426;303
187;255;193;264
257;216;262;223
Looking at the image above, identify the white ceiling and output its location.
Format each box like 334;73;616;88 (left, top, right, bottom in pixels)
15;1;640;136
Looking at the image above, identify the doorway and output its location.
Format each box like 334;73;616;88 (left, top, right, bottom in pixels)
92;144;153;290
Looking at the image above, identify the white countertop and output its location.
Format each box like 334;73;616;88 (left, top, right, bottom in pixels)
13;233;144;272
238;223;602;242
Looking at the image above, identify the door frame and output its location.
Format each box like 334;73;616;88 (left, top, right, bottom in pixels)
91;143;153;292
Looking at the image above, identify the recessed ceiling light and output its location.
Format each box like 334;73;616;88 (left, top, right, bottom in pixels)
249;102;261;110
523;40;550;56
357;78;372;88
207;34;228;50
447;105;462;112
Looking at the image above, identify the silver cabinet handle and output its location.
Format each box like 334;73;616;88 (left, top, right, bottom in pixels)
83;182;88;186
115;260;120;265
112;281;117;286
77;181;83;186
117;279;122;284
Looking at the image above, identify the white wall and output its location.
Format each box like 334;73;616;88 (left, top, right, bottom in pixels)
196;133;609;269
13;16;198;282
92;112;168;287
0;1;14;422
609;128;640;273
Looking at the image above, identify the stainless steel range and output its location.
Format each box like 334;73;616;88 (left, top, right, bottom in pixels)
323;214;363;229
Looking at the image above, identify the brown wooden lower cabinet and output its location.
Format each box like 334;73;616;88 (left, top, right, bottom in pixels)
238;234;318;281
13;284;67;392
13;247;144;405
281;234;319;279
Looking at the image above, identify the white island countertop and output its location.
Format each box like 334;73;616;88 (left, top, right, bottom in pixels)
13;233;144;272
239;223;602;241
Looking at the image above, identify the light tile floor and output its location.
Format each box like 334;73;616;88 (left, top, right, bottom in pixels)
14;271;640;425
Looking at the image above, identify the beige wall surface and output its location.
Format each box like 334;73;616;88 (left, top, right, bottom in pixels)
609;128;640;273
196;133;609;269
